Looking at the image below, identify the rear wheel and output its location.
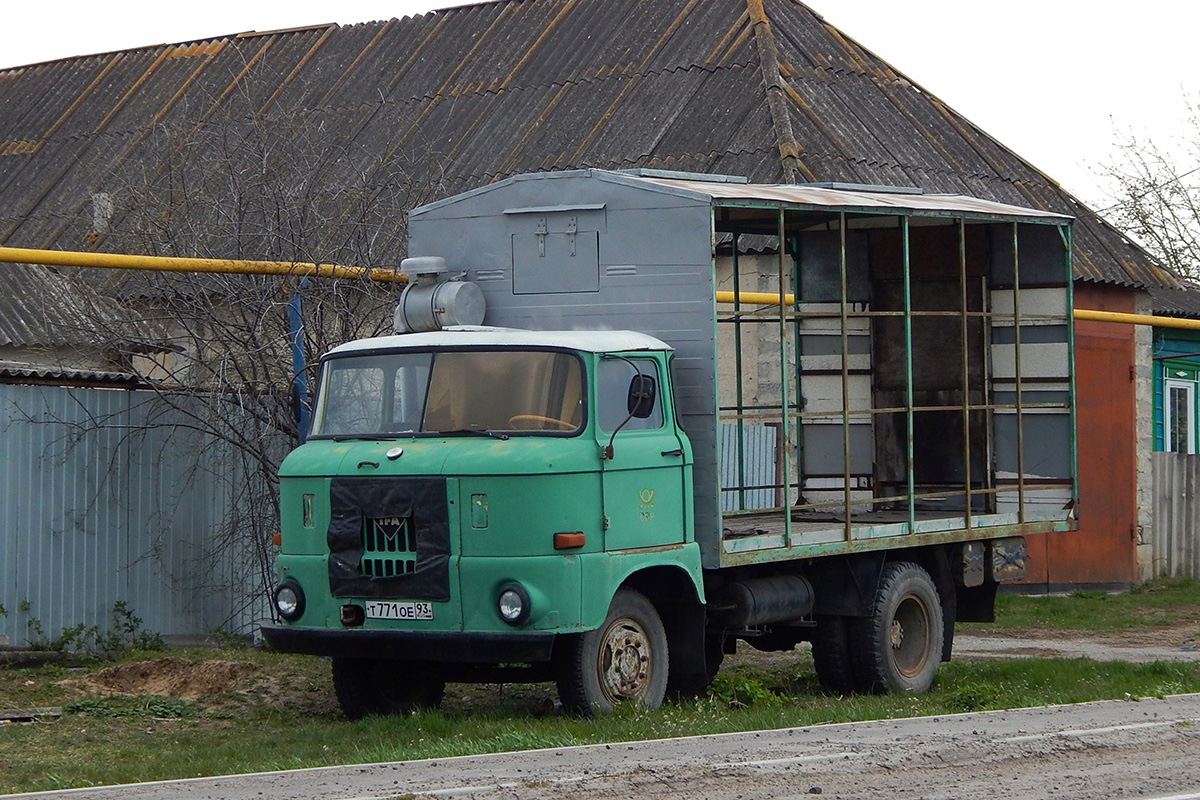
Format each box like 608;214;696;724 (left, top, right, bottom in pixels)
557;589;669;714
331;657;446;719
849;562;943;693
811;615;858;694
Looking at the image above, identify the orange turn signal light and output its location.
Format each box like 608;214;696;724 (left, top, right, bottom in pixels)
553;531;586;550
272;532;282;547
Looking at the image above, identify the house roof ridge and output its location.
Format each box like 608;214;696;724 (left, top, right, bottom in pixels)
746;0;802;183
790;0;1083;212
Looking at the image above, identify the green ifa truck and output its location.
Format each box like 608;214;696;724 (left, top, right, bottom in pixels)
261;169;1078;716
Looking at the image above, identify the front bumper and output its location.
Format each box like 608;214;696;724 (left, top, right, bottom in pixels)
261;624;556;663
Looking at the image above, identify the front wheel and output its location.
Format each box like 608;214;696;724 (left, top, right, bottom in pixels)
849;562;944;693
331;657;446;720
556;589;669;714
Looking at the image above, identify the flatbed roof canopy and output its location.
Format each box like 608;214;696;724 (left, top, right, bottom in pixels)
630;172;1073;225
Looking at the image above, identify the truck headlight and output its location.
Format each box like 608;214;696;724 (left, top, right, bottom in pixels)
274;580;306;621
496;582;531;626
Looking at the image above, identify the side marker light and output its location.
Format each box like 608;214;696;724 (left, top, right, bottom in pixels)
553;532;586;550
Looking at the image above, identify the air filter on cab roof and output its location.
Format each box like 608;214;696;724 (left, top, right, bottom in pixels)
393;256;486;333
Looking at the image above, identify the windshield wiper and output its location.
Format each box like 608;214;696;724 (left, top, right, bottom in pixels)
439;427;510;440
330;434;401;442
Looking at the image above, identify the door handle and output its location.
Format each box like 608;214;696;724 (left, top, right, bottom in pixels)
660;448;683;457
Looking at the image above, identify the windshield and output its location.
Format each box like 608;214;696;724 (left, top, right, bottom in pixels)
310;349;584;437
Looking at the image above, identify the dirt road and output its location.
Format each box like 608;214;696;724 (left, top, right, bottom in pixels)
9;693;1200;800
954;629;1200;663
7;627;1200;800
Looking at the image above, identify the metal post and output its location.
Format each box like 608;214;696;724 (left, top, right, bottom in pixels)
1012;223;1026;522
790;233;804;516
288;277;311;441
1061;224;1079;510
733;236;747;510
958;219;972;526
839;212;852;542
982;272;995;512
902;218;916;534
777;209;792;545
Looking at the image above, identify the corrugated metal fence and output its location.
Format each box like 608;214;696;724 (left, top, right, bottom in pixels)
0;383;275;648
1151;452;1200;578
720;423;778;512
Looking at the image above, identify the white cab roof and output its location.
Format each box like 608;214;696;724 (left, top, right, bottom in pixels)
325;327;673;357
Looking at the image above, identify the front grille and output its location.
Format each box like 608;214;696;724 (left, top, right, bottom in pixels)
328;475;449;600
361;515;417;576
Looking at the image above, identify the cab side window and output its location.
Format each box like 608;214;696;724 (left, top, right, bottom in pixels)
598;359;663;432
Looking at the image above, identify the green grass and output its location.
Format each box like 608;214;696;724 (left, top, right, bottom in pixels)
985;577;1200;631
3;579;1200;794
3;649;1200;794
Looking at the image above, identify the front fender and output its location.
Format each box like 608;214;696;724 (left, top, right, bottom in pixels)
578;541;704;629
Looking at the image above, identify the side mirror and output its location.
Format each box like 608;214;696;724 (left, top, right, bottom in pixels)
627;374;657;419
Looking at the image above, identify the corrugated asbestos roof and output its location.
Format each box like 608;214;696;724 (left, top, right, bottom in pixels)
0;360;143;386
1149;282;1200;319
0;262;158;348
0;0;1179;349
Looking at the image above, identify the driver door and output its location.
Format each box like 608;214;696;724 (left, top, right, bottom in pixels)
596;356;688;550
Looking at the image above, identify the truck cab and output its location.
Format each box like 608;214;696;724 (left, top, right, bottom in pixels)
263;327;705;715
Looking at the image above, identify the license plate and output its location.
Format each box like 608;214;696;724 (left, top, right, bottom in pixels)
365;600;434;621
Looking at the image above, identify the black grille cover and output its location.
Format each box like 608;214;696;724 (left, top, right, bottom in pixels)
327;477;450;600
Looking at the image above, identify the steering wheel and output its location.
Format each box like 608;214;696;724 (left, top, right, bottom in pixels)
507;414;575;430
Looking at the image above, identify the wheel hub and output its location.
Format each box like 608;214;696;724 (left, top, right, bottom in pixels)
889;619;905;649
600;619;652;700
891;595;930;678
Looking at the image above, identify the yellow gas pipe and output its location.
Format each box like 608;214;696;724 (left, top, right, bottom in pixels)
0;245;407;284
0;248;1193;329
716;289;794;306
715;290;1200;331
1071;308;1200;331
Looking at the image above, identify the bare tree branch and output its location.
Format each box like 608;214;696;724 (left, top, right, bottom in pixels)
1101;96;1200;278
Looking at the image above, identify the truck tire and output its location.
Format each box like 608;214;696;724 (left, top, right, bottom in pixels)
557;588;669;714
668;632;725;698
849;562;943;693
811;615;858;694
331;657;445;719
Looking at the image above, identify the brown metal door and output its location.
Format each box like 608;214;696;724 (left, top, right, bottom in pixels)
1026;285;1138;588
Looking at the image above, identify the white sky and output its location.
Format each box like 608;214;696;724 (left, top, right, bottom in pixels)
2;0;1196;208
